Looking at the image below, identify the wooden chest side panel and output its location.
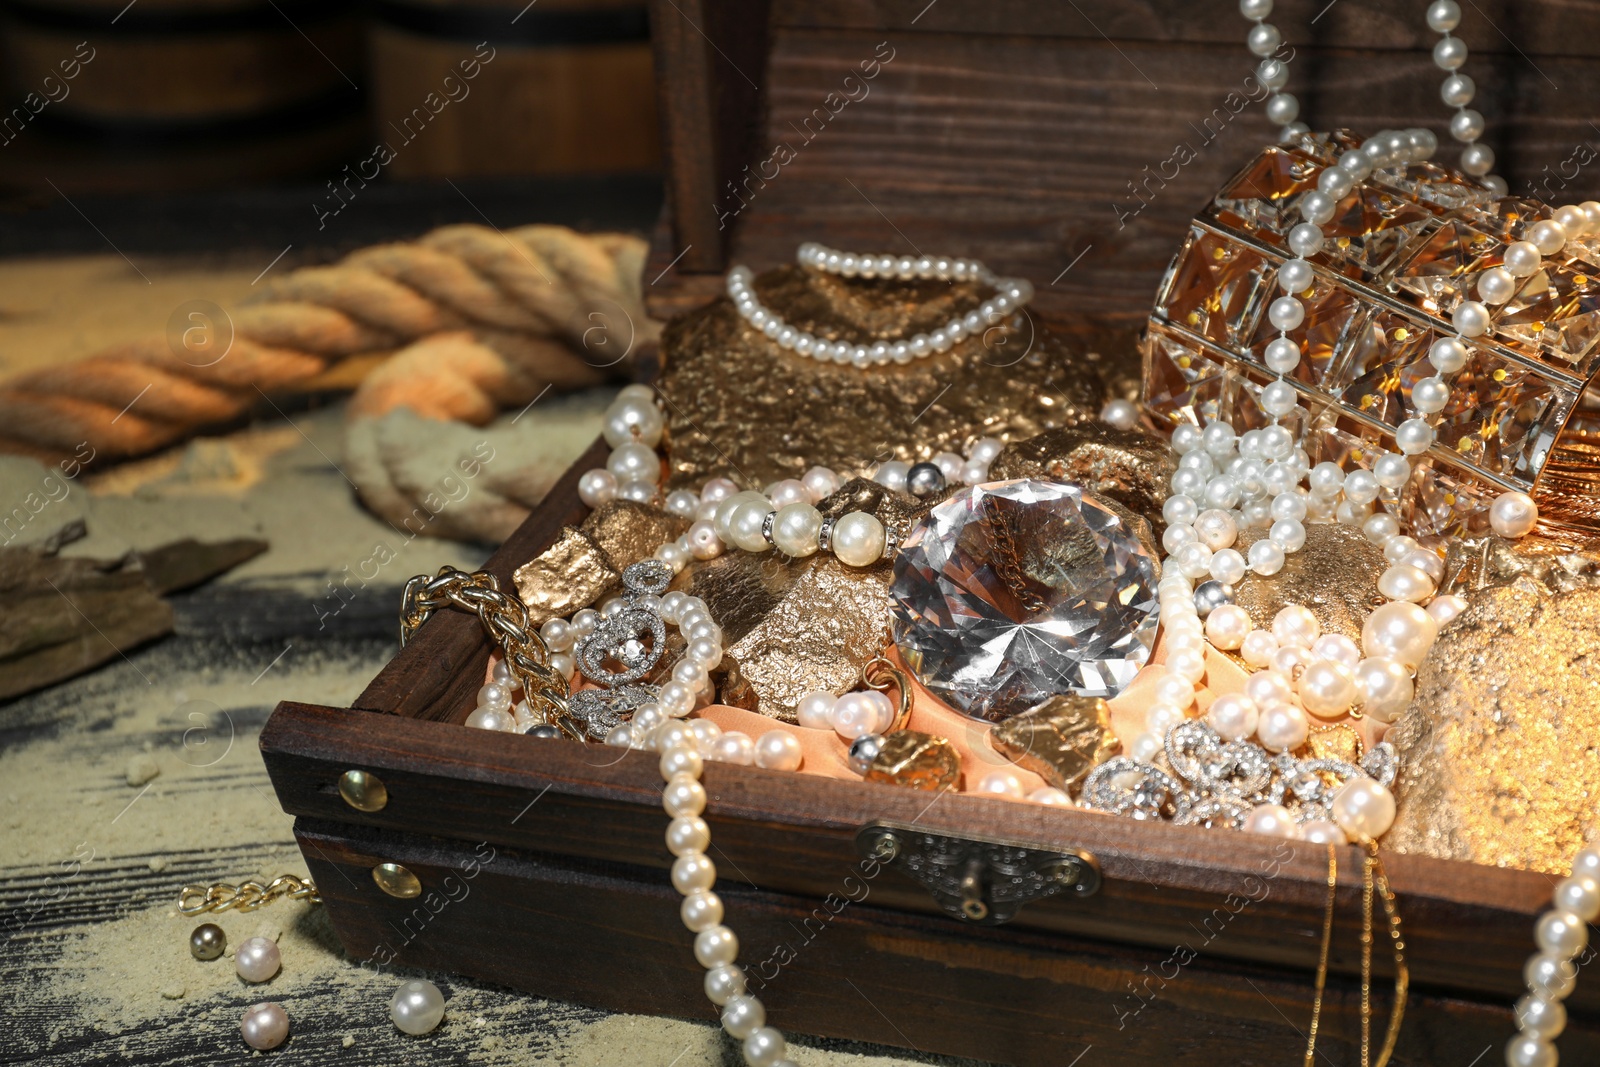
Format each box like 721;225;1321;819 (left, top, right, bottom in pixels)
295;818;1594;1067
263;700;1579;1009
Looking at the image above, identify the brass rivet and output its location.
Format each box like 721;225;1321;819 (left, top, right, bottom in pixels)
372;863;421;899
339;770;388;812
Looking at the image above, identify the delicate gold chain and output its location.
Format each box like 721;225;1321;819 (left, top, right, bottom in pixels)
1362;847;1375;1067
178;874;320;915
400;566;583;741
1367;840;1409;1067
1303;843;1338;1067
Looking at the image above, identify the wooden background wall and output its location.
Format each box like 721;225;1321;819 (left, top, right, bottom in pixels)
646;0;1600;325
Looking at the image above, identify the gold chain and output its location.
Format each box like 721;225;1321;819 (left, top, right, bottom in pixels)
178;874;320;915
400;566;584;741
1303;843;1338;1067
1367;840;1409;1067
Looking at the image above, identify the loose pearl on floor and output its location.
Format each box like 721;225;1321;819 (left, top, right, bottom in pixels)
1331;779;1396;840
190;922;226;961
391;979;447;1035
240;1001;289;1049
1491;491;1539;538
235;936;281;982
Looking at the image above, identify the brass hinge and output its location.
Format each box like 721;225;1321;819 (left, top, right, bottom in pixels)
856;821;1101;925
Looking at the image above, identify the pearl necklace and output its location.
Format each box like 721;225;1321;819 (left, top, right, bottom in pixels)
724;243;1035;368
1507;845;1600;1067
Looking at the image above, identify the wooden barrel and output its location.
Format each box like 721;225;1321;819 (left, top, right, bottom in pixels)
368;0;659;177
0;0;365;189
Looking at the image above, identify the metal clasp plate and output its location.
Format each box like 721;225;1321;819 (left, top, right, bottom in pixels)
855;820;1101;925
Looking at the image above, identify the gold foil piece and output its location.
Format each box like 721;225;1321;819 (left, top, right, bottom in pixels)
514;501;688;625
1442;533;1600;596
657;265;1114;489
1384;582;1600;874
865;730;962;792
683;480;930;718
514;527;620;626
988;694;1118;791
1232;523;1386;641
988;426;1177;534
1304;723;1364;765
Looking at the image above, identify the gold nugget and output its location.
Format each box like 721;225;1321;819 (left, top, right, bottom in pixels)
865;731;962;793
989;694;1118;792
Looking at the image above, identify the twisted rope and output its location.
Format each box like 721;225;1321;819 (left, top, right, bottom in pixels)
0;224;656;464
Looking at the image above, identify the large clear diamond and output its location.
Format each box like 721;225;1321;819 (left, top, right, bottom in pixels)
889;479;1160;722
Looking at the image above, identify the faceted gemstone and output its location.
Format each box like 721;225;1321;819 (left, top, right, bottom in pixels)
1287;130;1363;165
1390;220;1503;315
1459;196;1553;241
1496;264;1600;377
889;479;1159;722
1405;461;1498;537
1158;226;1270;347
1142;321;1228;427
1209;148;1324;242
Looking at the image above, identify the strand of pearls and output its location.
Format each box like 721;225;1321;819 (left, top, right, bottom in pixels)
724;244;1034;368
1423;0;1499;181
1505;846;1600;1067
1237;0;1306;142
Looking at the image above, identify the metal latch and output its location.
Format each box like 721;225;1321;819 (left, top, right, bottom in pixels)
855;821;1101;925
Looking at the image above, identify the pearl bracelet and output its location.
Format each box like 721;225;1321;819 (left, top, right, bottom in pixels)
724;243;1035;368
1505;846;1600;1067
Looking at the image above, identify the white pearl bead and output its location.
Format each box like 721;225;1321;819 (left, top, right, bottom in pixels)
1171;424;1203;454
1205;605;1253;650
1241;629;1279;668
1394;418;1435;456
1505;1033;1558;1067
1377;563;1435;604
727;499;775;553
695;925;740;968
721;995;765;1038
1268;295;1305;331
1130;732;1163;761
667;816;711;856
1331;778;1396;840
1426;593;1468;625
1309;633;1360;668
801;466;840;502
1461;142;1494;176
660;745;703;780
1101;398;1140;430
966;769;1025;801
1163;494;1199;527
1298;659;1358;718
672;851;716;894
390;979;446;1034
795;690;835;730
1490;491;1539;538
771;502;822;556
1241;803;1301;838
704;964;747;1005
1426;0;1460;30
754;730;803;771
1432;35;1467;70
1256;703;1309;753
1145;701;1186;737
1244;670;1292;708
603;398;664;448
1343;469;1380;505
831;511;886;567
1451;300;1491;338
1299;191;1337;227
1238;0;1272;17
240;1002;290;1050
711;732;755;765
663;773;707;817
1168;649;1208;686
1271;604;1319;648
1536;910;1588;959
1316;167;1353;199
1526;953;1577;1000
235;936;281;982
1207;693;1259;741
1153;672;1196;709
578;469;619;508
743;1026;788;1067
1260;380;1299;417
1247;538;1286;576
1362;512;1400;545
1301;819;1347;845
1529;220;1568;256
829;692;881;739
1553;873;1600;922
1263;336;1301;375
1351;656;1411;723
1257;56;1289;90
1029;787;1074;806
681;889;724;931
1209;548;1247;585
1362;601;1438;669
608;441;660;484
1269;517;1306;552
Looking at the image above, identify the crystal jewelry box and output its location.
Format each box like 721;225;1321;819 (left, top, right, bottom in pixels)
262;2;1600;1062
